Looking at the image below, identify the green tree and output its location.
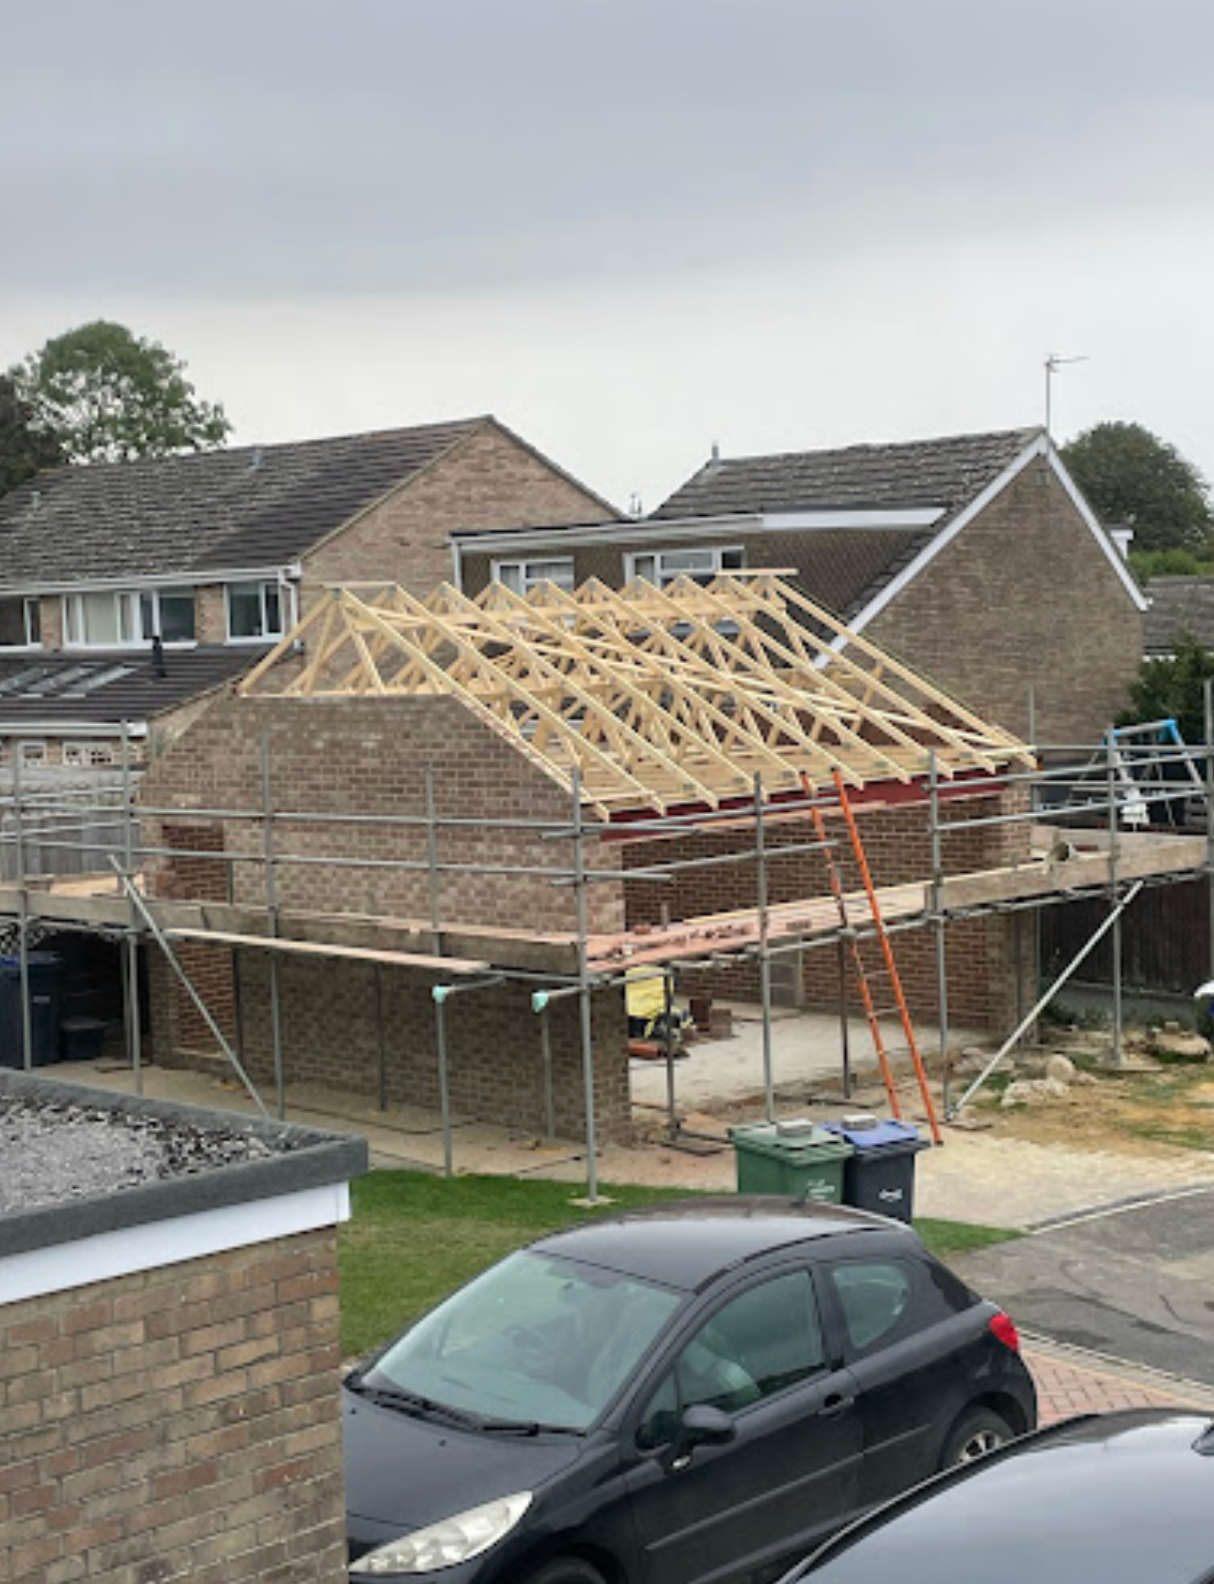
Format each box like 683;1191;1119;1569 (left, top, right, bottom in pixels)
10;321;230;464
0;373;63;496
1121;636;1214;744
1061;421;1213;555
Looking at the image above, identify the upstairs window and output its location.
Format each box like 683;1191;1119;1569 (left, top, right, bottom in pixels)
491;557;576;597
626;546;745;588
0;598;41;648
63;588;196;647
227;580;283;641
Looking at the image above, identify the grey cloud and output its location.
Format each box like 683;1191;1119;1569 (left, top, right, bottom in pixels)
5;0;1213;296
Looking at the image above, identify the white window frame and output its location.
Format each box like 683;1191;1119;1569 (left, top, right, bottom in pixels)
63;741;116;770
0;597;43;650
225;579;284;644
625;545;746;588
61;588;197;650
491;557;576;597
17;740;47;769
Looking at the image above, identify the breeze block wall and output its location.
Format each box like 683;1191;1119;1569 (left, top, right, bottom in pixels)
137;695;632;1142
621;781;1034;1035
303;422;616;599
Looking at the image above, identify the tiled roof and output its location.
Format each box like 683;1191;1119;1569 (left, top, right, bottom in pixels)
654;427;1040;520
0;418;488;586
1143;576;1214;656
0;645;264;726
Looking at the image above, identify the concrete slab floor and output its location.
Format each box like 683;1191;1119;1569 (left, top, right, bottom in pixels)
629;1002;985;1110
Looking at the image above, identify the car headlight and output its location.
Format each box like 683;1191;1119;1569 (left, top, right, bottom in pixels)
350;1492;533;1575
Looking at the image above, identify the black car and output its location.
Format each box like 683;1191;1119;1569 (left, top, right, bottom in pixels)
344;1198;1036;1583
782;1408;1214;1584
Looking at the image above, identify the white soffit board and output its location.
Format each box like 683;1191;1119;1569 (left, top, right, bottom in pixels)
0;1181;351;1305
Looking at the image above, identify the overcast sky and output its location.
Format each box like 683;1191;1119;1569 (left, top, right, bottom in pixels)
5;0;1213;511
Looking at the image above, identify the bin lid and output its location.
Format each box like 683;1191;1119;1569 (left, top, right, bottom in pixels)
728;1123;853;1161
821;1118;920;1150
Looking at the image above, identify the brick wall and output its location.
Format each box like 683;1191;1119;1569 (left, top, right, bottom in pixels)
866;466;1143;745
195;586;227;645
621;785;1034;1032
228;956;630;1142
139;696;623;937
304;423;615;600
137;695;631;1140
0;1228;346;1584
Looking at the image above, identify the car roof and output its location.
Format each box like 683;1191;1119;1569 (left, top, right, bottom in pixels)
528;1197;912;1291
800;1410;1214;1584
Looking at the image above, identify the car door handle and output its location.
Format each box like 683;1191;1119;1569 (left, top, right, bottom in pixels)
817;1393;855;1420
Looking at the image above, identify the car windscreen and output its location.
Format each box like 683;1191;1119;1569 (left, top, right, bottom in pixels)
365;1249;684;1432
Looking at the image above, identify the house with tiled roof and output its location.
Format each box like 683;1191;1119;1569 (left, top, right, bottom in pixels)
454;426;1147;745
1142;576;1214;658
0;416;617;767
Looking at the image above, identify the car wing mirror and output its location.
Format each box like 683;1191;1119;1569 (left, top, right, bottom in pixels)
680;1404;737;1450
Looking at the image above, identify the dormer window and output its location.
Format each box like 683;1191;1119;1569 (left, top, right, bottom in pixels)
226;580;283;641
0;597;41;649
62;588;196;647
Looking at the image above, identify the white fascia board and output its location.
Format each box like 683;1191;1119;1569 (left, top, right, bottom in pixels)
0;719;149;737
0;1180;351;1305
1050;451;1149;611
455;507;942;560
824;434;1147;659
0;566;291;598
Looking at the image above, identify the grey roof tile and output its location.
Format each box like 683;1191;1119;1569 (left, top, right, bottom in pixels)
1143;576;1214;655
654;426;1040;520
0;645;264;727
0;418;487;586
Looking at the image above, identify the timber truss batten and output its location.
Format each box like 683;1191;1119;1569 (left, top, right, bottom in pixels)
240;573;1035;815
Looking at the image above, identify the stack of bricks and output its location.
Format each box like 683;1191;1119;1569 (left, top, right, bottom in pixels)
0;1229;347;1583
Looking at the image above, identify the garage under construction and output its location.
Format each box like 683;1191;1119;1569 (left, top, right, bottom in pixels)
1;572;1210;1197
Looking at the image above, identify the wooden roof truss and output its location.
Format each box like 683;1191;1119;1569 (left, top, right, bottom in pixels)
241;573;1034;815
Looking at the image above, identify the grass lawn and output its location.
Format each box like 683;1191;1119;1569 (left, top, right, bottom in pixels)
337;1171;1020;1359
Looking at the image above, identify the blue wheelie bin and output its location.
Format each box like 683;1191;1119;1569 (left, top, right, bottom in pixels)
821;1116;926;1224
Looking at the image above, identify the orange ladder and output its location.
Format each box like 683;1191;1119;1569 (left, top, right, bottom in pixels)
812;771;943;1145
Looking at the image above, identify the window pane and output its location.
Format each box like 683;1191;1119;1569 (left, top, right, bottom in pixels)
228;582;264;638
264;583;282;634
721;548;745;571
158;590;196;643
0;599;26;646
674;1271;826;1416
631;554;658;583
82;593;121;644
528;559;574;591
662;548;716;573
831;1262;913;1351
495;562;524;593
24;600;40;645
139;593;156;639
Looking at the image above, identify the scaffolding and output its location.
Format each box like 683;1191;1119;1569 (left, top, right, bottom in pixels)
0;577;1211;1201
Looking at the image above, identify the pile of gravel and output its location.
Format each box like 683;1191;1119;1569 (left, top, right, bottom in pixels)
0;1095;305;1217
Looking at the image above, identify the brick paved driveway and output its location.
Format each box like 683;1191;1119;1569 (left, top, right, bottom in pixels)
1026;1338;1214;1425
